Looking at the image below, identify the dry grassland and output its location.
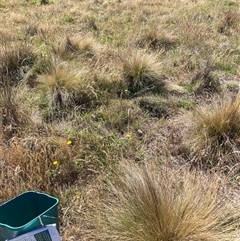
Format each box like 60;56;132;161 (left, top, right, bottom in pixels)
1;0;240;240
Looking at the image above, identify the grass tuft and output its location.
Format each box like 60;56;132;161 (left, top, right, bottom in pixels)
190;96;240;168
120;50;166;96
0;41;35;84
194;96;240;144
0;78;31;140
218;10;240;34
40;0;50;5
136;28;179;51
37;62;98;119
52;36;97;60
191;63;221;94
99;161;240;241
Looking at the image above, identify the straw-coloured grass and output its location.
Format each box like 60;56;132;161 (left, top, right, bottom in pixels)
190;96;240;168
120;50;166;96
98;161;240;241
194;97;240;142
37;62;98;118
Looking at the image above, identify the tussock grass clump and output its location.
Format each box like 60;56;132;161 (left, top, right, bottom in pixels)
136;28;179;51
120;50;166;96
24;23;48;37
218;10;240;34
52;36;80;59
191;64;221;94
0;80;32;140
91;63;122;99
40;0;50;5
193;96;240;144
190;96;240;167
99;161;240;241
32;47;53;78
0;42;35;83
52;36;97;60
37;63;98;118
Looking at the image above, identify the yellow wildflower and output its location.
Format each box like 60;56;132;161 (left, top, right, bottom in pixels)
67;140;72;145
126;133;131;139
53;160;58;165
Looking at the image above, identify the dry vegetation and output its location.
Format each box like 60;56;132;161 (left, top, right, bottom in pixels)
1;0;240;240
99;162;240;241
